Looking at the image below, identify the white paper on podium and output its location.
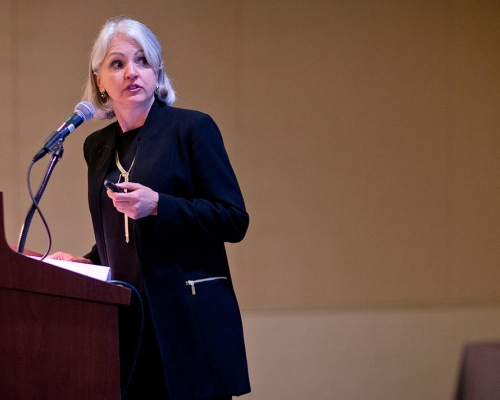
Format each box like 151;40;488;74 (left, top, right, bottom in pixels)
30;257;111;281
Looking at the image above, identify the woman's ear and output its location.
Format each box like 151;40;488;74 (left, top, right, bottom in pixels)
94;73;104;92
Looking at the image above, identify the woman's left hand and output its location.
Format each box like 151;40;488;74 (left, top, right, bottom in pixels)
107;182;159;219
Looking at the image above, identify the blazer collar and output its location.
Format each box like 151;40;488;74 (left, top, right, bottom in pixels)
135;97;169;140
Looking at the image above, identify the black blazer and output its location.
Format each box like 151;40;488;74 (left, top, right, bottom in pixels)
83;99;251;399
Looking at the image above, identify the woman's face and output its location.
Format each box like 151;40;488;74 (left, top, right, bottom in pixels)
95;34;158;114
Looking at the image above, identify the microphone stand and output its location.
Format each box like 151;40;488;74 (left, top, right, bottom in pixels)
17;144;64;255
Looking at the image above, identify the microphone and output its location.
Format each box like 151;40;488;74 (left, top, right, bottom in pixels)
33;101;95;162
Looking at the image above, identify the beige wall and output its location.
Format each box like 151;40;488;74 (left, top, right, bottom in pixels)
1;1;500;399
243;306;500;399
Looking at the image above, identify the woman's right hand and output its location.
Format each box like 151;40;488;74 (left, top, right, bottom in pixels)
48;252;93;264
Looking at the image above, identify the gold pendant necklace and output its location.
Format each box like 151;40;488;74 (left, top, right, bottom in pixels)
115;151;136;243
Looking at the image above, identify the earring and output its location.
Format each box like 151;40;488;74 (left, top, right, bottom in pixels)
100;91;107;100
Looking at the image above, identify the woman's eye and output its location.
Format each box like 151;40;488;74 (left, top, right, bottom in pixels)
110;60;123;68
137;57;149;66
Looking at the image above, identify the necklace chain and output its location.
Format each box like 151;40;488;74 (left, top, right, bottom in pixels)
115;151;136;243
115;151;136;184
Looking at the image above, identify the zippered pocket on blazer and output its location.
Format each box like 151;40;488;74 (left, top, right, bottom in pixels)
185;277;228;295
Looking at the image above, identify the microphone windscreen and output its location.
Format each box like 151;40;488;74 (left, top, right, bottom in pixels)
75;101;95;121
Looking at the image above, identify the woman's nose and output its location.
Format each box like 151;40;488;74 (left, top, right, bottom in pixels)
125;62;138;78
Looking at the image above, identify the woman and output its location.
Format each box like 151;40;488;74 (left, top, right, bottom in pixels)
51;16;250;400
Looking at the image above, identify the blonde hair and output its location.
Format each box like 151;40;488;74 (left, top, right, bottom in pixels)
83;16;176;119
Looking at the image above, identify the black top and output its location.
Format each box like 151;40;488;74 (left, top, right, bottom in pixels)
100;126;142;292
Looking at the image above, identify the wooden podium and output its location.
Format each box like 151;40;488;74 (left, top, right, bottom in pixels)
0;192;130;400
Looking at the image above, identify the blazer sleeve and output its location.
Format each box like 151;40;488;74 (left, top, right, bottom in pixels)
152;113;249;243
83;244;101;265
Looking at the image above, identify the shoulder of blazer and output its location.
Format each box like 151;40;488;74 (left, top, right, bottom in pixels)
83;121;118;166
84;121;117;148
141;100;215;136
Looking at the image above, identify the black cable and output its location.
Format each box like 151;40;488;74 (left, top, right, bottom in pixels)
17;159;53;259
108;280;144;400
